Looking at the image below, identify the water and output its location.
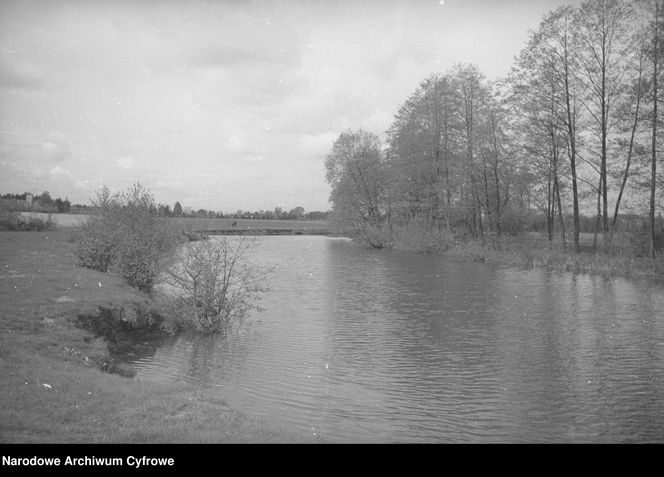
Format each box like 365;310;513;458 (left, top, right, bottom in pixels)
123;236;664;442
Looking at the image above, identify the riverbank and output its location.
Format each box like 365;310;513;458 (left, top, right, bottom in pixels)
440;235;664;279
0;230;306;442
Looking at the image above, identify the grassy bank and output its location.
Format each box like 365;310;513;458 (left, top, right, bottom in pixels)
0;230;306;443
442;234;664;279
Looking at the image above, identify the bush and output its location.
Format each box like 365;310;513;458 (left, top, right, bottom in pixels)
499;207;531;236
73;214;118;272
0;207;56;231
162;236;267;334
74;184;180;292
390;218;455;252
624;218;664;257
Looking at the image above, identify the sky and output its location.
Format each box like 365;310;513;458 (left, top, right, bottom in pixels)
0;0;580;213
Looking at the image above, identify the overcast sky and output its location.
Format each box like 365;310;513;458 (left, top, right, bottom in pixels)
1;0;579;212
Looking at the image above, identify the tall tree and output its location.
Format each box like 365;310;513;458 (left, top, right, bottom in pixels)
574;0;634;250
644;0;664;258
611;40;648;246
455;63;488;238
386;73;463;232
325;129;388;248
173;201;183;217
509;11;574;247
527;7;584;252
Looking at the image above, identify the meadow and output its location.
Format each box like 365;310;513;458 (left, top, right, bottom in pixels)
0;230;305;442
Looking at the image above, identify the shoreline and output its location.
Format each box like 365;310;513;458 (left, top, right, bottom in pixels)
3;228;661;442
436;237;664;281
0;230;307;443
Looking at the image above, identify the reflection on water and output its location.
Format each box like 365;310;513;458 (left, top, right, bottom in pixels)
124;236;664;442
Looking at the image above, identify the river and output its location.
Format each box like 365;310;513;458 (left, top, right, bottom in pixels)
121;236;664;442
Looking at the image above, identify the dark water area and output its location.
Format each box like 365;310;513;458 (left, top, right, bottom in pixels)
121;236;664;442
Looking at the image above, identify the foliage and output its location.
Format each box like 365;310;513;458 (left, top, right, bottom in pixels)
324;0;664;260
74;183;180;292
173;201;183;217
325;129;390;248
389;218;456;253
0;205;57;231
162;236;267;334
624;217;664;256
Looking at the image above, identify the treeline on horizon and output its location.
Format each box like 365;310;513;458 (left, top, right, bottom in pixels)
325;0;664;258
0;191;329;221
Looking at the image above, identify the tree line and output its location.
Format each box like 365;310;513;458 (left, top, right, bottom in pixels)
326;0;664;258
1;191;72;213
156;202;329;221
1;191;329;222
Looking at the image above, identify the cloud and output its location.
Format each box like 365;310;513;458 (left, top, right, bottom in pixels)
361;109;394;134
0;140;71;163
115;156;134;170
298;132;338;157
49;164;75;180
187;42;300;69
41;142;71;162
225;134;245;153
0;59;44;90
224;132;268;157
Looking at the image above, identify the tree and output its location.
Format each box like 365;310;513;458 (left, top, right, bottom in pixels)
387;73;463;233
460;65;488;237
510;7;583;251
38;191;54;206
509;21;571;245
642;0;664;258
610;37;649;246
574;0;635;250
163;237;266;334
326;129;389;247
173;201;183;217
158;204;172;217
288;206;305;220
54;198;65;213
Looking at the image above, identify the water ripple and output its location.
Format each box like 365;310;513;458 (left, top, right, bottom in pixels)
122;236;664;442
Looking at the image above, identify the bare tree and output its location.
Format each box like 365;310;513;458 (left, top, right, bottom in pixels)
163;236;266;334
574;0;634;250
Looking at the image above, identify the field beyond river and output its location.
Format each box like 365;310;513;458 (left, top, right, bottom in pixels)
0;230;306;443
20;212;330;235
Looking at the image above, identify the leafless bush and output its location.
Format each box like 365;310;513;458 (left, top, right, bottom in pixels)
162;236;267;334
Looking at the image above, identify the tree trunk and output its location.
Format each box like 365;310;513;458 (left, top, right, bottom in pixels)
562;18;581;253
651;1;660;260
611;50;644;253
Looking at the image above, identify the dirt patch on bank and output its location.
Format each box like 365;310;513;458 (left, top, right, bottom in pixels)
76;302;176;378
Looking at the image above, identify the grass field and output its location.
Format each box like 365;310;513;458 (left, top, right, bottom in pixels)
18;212;89;228
19;213;329;233
0;230;306;442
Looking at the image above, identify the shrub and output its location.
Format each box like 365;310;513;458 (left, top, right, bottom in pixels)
624;218;664;257
23;214;56;231
74;184;180;292
162;236;267;334
73;214;118;272
499;207;531;236
0;206;56;231
390;218;455;252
